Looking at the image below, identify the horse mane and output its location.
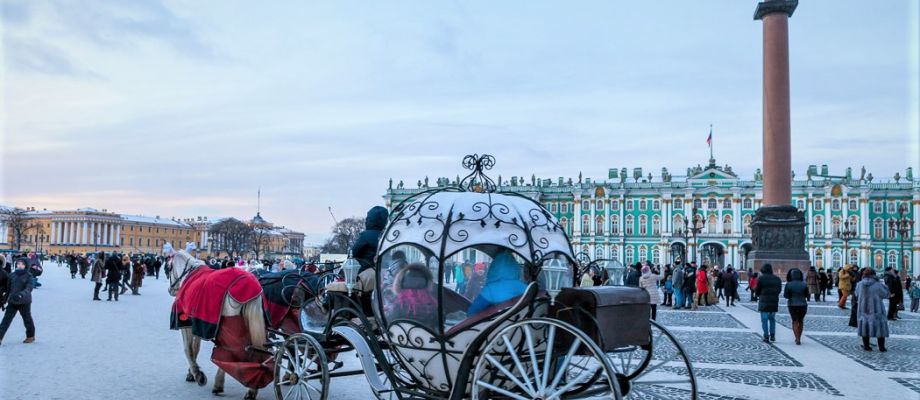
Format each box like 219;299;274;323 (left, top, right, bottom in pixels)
175;250;207;270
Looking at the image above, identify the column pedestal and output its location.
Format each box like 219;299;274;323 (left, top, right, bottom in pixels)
748;205;809;278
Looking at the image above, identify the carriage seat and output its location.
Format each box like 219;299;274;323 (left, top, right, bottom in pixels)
445;296;522;336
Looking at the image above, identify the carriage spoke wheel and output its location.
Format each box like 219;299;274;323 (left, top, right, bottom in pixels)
274;333;329;400
472;318;622;400
605;320;697;399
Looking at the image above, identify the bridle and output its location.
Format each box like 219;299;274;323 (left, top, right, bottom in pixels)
169;255;197;294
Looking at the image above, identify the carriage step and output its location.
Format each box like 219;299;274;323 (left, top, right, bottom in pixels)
331;325;391;394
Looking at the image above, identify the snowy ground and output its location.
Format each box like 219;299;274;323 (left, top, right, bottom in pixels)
1;263;917;399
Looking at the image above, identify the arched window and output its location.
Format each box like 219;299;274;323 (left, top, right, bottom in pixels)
848;200;857;210
625;246;634;264
639;215;648;236
652;248;661;265
708;199;717;209
611;215;619;234
832;250;842;268
639;245;648;263
596;246;605;260
582;200;589;210
832;217;841;236
673;215;684;231
652;216;661;236
723;198;731;209
848;216;858;234
888;220;897;239
873;218;883;238
743;214;752;235
815;199;823;211
625;215;634;235
611;200;619;210
653;200;660;210
582;215;590;234
814;216;824;236
560;218;569;235
832;199;840;211
874;251;883;268
610;246;619;261
796;200;804;210
626;200;634;211
597;200;604;210
639;199;647;211
723;215;732;235
707;214;717;234
743;198;752;209
693;199;702;209
888;251;898;269
815;249;824;268
596;216;605;236
904;251;912;271
674;198;683;209
849;249;858;265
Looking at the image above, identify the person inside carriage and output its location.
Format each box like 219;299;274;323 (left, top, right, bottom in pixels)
466;250;527;316
389;262;437;329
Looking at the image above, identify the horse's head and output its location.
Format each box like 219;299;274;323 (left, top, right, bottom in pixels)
167;250;204;297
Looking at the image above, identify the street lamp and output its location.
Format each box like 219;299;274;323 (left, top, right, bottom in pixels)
888;204;914;275
683;205;703;264
673;227;688;265
836;219;858;264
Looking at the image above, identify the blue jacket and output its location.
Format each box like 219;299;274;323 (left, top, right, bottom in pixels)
467;252;527;315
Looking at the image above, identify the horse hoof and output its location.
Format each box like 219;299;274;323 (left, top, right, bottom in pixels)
211;388;224;396
243;393;256;400
186;372;195;382
196;372;208;386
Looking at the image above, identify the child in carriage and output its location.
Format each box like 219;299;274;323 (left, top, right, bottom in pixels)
390;263;438;329
467;251;527;316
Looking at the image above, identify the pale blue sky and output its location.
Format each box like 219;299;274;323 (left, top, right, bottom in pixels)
2;1;918;239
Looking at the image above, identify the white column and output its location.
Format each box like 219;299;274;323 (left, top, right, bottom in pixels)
81;222;87;244
573;195;582;238
824;198;832;237
49;222;56;245
106;224;112;246
604;197;611;237
589;196;596;236
861;197;870;238
806;194;814;236
91;223;96;245
63;222;69;244
71;222;77;244
733;198;742;235
115;225;121;247
618;198;625;236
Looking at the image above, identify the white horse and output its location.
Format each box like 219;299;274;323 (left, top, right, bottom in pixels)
167;250;267;400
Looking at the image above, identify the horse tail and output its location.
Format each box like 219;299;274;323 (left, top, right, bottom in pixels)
242;295;267;350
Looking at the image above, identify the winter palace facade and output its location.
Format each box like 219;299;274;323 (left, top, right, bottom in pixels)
385;159;919;275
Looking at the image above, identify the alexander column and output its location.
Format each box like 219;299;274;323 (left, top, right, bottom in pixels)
748;0;809;278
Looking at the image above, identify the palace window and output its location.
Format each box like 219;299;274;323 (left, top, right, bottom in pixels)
814;216;824;236
832;251;842;268
693;199;702;209
550;203;557;213
639;199;647;211
674;199;683;209
887;201;896;214
888;251;898;269
625;216;634;235
147;238;150;246
673;215;684;231
596;247;605;260
832;217;841;236
611;215;619;234
849;249;858;265
582;215;590;233
873;201;882;214
652;216;661;236
814;200;823;211
707;214;717;234
652;248;661;265
723;215;732;235
874;251;884;268
849;200;857;210
743;198;752;209
625;246;634;264
723;198;731;209
815;249;824;268
639;215;648;236
596;216;605;236
626;201;634;211
610;246;619;260
583;200;590;210
744;215;753;235
796;200;804;210
653;200;660;211
707;199;717;209
848;216;859;234
888;220;896;238
639;245;648;263
611;200;619;210
832;199;840;211
560;218;569;235
873;219;883;238
597;200;604;210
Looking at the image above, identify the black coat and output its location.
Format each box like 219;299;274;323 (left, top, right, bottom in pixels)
885;272;903;302
754;265;782;312
104;258;122;284
351;206;389;272
0;268;9;304
624;268;641;287
6;269;34;305
721;271;738;296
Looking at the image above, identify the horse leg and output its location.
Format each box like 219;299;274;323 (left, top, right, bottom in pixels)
244;388;258;400
182;328;208;386
242;298;267;400
212;369;225;395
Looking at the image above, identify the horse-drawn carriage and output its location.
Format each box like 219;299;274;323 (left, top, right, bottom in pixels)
168;155;696;399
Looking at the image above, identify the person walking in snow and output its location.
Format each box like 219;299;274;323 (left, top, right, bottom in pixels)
0;258;36;345
91;252;105;301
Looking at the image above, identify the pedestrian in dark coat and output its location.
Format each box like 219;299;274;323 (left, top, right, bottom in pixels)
624;264;641;287
90;253;105;301
68;254;78;279
78;255;89;279
104;256;122;301
119;255;131;295
153;257;162;280
130;258;145;295
0;259;36;345
805;266;819;302
350;206;389;273
754;263;782;342
784;268;809;345
883;267;903;320
817;268;830;302
856;268;889;351
0;266;8;310
721;267;738;306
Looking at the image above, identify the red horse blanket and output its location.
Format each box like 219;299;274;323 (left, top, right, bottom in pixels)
170;267;263;340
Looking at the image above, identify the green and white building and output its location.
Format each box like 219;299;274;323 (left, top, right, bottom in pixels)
385;159;919;274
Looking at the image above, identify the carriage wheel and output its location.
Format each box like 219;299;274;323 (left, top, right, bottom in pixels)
472;318;622;400
274;333;329;400
605;320;697;399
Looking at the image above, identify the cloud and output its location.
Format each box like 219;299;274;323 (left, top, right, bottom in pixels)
3;36;101;78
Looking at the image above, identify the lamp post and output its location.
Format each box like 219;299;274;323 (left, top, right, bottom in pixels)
888;204;914;275
683;205;703;264
836;219;858;264
673;227;687;265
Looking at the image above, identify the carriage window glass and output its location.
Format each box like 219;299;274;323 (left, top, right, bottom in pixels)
379;246;439;331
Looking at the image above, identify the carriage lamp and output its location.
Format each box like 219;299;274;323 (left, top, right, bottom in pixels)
541;258;568;305
343;257;362;295
603;260;626;286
